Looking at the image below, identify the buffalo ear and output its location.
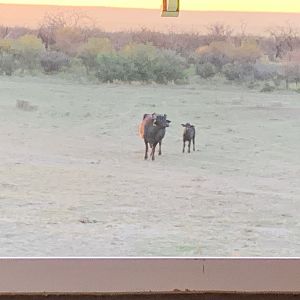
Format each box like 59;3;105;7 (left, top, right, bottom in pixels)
167;120;171;123
181;124;186;127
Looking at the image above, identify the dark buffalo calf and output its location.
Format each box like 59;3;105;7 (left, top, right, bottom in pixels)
182;123;195;153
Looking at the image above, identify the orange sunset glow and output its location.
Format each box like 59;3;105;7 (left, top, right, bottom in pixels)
0;0;300;13
0;0;300;34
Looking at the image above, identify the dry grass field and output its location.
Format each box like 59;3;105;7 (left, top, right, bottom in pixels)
0;76;299;256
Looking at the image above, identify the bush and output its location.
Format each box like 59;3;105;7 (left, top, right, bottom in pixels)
0;39;13;53
12;34;44;70
247;81;259;89
234;39;262;64
79;37;114;73
121;43;159;82
40;50;70;73
95;44;187;84
222;63;241;81
54;27;85;55
196;62;217;78
282;63;300;89
260;83;275;92
196;41;234;70
0;52;17;75
222;62;254;81
195;40;262;76
152;49;186;84
253;62;281;81
197;50;232;71
95;53;130;82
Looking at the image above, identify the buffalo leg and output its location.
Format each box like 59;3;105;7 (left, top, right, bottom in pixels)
144;140;148;160
151;142;158;161
183;140;185;153
158;141;162;155
188;140;191;153
193;137;195;151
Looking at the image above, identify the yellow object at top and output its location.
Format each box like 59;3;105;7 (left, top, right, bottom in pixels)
161;0;180;17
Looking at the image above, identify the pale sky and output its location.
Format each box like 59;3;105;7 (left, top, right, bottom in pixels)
0;0;300;13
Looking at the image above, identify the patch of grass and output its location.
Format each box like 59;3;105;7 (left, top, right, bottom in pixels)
260;83;275;93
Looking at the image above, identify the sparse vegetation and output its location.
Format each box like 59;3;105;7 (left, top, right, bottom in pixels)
260;83;275;92
196;62;217;78
95;44;186;83
0;52;16;75
0;14;299;89
40;50;70;73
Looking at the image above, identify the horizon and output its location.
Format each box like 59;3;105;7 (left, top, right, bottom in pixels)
0;0;300;13
0;3;299;35
1;2;300;14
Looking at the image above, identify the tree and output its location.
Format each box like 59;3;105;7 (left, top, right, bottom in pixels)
234;39;262;63
38;11;96;51
267;24;298;60
55;26;86;55
0;26;9;39
38;12;66;50
195;41;235;70
205;22;233;43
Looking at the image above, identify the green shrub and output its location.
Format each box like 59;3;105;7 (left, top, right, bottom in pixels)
0;53;17;75
79;37;114;74
95;44;186;84
222;63;240;81
260;83;275;92
222;62;254;81
12;34;44;70
0;39;13;53
121;43;158;82
95;53;130;82
40;50;70;73
196;62;217;78
247;81;259;89
152;49;186;84
253;62;281;81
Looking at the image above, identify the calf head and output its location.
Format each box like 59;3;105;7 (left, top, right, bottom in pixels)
181;123;194;128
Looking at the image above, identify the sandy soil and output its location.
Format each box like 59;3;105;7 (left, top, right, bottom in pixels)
0;76;299;256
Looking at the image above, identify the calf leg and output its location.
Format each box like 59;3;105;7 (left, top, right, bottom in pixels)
188;140;191;153
144;140;148;160
158;141;162;155
193;137;195;151
183;140;185;153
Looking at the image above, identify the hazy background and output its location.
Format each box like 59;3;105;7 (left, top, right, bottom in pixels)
0;4;300;34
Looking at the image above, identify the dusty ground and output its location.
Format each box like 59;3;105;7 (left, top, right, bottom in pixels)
0;76;299;256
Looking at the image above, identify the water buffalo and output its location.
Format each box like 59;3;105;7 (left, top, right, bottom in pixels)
139;113;171;160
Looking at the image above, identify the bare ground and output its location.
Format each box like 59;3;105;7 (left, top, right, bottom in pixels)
0;76;299;256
